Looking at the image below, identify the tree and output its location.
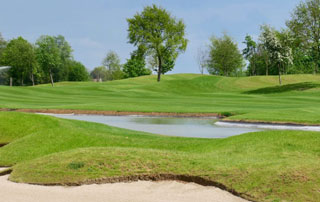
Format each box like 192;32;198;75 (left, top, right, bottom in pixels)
259;26;274;76
260;25;293;85
196;47;208;75
286;0;320;74
36;35;61;87
54;35;73;81
207;33;244;76
67;60;89;81
1;37;37;86
102;51;122;81
90;66;108;81
0;33;7;65
102;51;121;71
127;5;188;82
243;35;257;76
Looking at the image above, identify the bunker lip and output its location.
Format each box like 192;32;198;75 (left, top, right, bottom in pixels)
0;143;8;148
9;173;255;202
0;108;222;118
0;168;12;176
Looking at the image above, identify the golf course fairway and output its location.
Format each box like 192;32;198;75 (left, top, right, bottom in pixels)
1;74;320;201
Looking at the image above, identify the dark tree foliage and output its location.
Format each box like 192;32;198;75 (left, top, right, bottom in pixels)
67;60;89;81
2;37;38;86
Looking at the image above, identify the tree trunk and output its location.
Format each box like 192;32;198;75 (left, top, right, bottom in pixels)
278;63;282;85
157;56;162;82
31;74;35;86
49;70;54;87
10;77;12;87
21;76;24;86
265;60;268;76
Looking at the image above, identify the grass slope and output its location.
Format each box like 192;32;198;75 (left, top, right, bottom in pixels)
1;112;320;201
0;74;320;124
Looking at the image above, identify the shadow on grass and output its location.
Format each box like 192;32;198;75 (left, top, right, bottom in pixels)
244;82;320;94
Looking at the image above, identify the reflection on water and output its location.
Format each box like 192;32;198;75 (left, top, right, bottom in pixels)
43;114;260;138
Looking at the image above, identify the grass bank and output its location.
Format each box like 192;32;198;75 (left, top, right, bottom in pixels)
1;112;320;201
0;74;320;124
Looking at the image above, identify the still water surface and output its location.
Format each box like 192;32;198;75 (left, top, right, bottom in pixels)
44;114;261;138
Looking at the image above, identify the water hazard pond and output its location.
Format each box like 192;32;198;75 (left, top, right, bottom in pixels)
41;114;320;138
43;114;260;138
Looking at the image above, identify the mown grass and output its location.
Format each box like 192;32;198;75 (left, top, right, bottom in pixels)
0;74;320;124
1;112;320;201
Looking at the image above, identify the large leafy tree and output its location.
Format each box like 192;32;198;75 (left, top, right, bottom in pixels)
127;5;188;82
1;37;37;86
36;35;61;87
260;25;293;85
286;0;320;73
243;35;257;76
67;60;89;81
259;25;274;76
54;35;73;81
102;51;124;80
102;51;121;72
207;34;244;76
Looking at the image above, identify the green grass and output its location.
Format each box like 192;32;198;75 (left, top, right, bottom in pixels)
1;111;320;201
1;74;320;201
0;74;320;124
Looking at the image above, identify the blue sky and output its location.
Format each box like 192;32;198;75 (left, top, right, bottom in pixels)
0;0;301;73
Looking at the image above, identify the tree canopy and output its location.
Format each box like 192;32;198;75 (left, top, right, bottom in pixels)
207;34;244;76
287;0;320;74
35;35;61;86
127;4;188;81
1;37;37;86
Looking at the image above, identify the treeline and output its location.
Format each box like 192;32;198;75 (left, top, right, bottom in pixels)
90;49;152;82
0;34;89;86
198;0;320;84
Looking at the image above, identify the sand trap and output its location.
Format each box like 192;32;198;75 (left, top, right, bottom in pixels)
0;167;8;172
0;174;248;202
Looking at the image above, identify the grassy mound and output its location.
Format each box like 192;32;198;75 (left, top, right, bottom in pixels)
1;112;320;201
0;74;320;124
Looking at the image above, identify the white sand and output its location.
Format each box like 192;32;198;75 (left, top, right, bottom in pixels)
0;174;248;202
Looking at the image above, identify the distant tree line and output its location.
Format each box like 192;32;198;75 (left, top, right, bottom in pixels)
1;5;188;84
0;34;89;86
197;0;320;84
2;1;318;85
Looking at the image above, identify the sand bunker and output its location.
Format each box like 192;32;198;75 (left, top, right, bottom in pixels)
0;174;248;202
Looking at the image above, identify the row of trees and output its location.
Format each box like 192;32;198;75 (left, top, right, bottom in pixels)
0;34;89;86
243;0;320;81
2;1;318;85
196;0;320;84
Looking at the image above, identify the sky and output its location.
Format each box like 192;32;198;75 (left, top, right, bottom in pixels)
0;0;301;74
